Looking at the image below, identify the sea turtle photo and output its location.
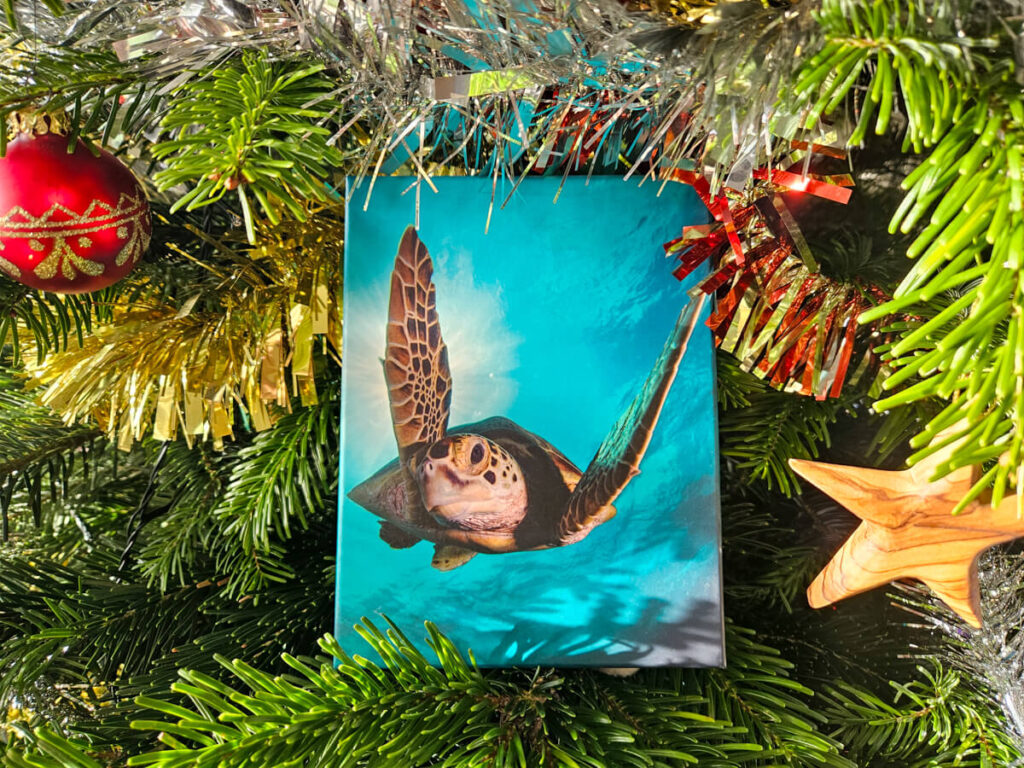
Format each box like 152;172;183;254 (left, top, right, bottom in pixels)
348;226;705;571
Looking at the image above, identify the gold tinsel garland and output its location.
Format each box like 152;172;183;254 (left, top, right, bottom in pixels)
25;211;342;450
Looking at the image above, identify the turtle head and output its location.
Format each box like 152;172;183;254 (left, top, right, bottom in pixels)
416;434;527;531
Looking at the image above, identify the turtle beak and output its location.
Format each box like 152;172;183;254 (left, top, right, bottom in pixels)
418;460;490;526
417;458;459;500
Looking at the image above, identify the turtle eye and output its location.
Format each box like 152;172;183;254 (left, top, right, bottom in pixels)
470;443;485;465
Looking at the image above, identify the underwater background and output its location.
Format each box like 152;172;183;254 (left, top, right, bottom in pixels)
338;176;723;666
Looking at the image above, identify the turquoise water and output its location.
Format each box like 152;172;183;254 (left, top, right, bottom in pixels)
338;176;723;666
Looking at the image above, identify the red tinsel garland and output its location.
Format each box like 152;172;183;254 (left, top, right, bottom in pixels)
665;162;889;400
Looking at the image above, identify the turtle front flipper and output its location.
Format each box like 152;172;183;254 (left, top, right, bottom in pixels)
379;521;421;549
557;294;707;545
432;544;477;571
384;226;454;519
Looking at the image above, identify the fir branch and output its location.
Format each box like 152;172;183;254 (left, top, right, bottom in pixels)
0;618;854;767
0;374;99;477
791;0;1024;504
151;52;345;241
210;398;338;599
133;441;231;591
715;351;762;410
891;551;1024;756
691;625;854;768
0;42;164;153
863;93;1024;509
0;725;106;768
795;0;985;151
720;383;846;496
0;284;113;367
115;620;841;768
0;371;105;542
0;524;335;757
132;397;339;595
865;395;941;463
719;490;826;614
0;549;214;725
822;661;1022;766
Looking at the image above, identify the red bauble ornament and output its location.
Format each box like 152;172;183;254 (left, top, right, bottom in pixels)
0;128;151;294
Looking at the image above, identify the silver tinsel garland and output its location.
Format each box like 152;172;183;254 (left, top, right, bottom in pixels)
894;551;1024;757
2;0;828;189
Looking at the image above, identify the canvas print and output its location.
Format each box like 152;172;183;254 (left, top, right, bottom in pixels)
338;176;723;667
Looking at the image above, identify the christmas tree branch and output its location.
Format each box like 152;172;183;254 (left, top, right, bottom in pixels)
0;549;214;725
789;0;1024;503
151;52;345;242
0;282;115;366
718;356;846;496
208;398;338;600
116;621;847;768
0;381;100;483
0;42;164;156
822;660;1022;766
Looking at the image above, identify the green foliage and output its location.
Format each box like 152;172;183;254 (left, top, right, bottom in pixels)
1;2;1024;767
29;621;1005;768
0;726;107;768
795;0;982;151
0;618;868;768
791;0;1024;505
210;398;339;599
90;620;845;768
822;661;1022;766
692;626;854;767
719;355;846;496
0;524;333;754
0;45;163;158
0;549;213;723
721;497;822;612
0;284;114;367
0;370;104;545
0;388;337;750
0;371;97;476
152;52;344;242
864;396;939;464
866;97;1024;509
133;397;338;596
131;442;229;592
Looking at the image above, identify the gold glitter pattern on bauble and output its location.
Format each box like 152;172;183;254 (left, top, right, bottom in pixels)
0;255;20;278
0;193;150;282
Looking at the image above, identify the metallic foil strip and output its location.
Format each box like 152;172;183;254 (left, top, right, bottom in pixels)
752;168;854;204
770;195;818;272
428;68;546;105
720;282;757;355
152;376;179;442
828;303;861;399
746;276;806;370
311;281;330;335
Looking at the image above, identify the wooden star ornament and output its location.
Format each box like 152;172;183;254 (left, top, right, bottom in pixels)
789;448;1024;628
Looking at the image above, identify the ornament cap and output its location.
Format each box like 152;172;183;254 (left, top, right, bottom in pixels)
6;110;70;141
